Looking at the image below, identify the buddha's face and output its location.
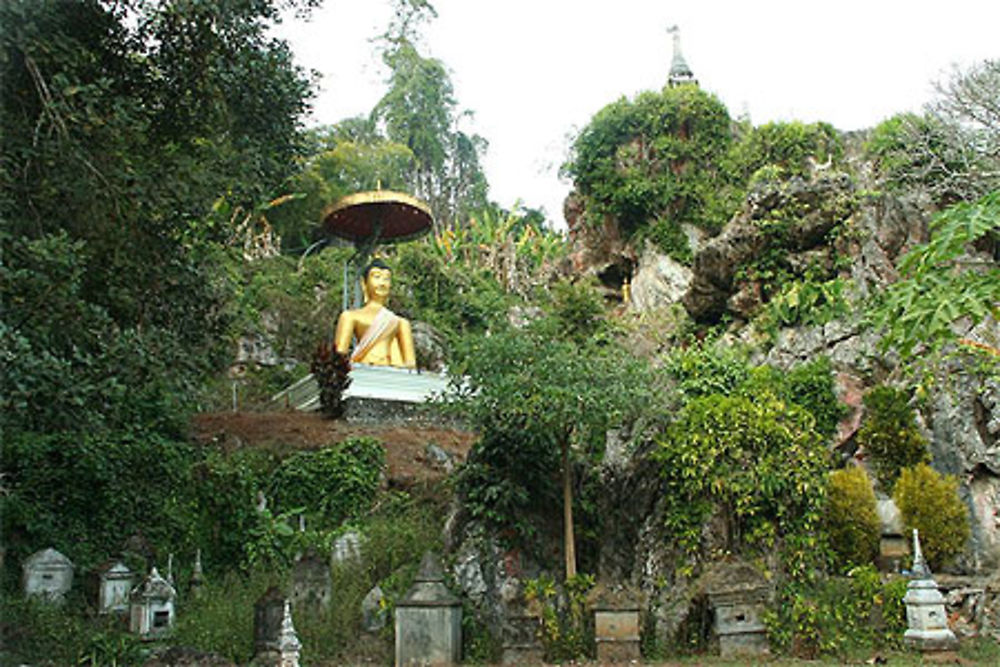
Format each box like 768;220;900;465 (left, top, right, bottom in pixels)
364;267;392;301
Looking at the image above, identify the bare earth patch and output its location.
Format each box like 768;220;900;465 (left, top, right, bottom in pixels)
190;410;477;485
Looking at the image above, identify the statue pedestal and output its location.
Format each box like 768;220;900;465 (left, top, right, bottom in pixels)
346;364;450;403
272;365;459;427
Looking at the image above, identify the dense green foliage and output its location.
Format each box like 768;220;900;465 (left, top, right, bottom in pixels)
0;595;144;665
390;241;514;337
765;565;907;658
448;326;657;570
2;430;197;575
871;190;1000;361
856;386;930;493
268;437;384;523
563;85;736;256
457;423;560;543
3;3;993;660
665;344;845;439
0;0;316;423
824;467;880;571
655;392;829;577
894;463;971;571
0;0;322;584
565;87;847;263
233;249;348;362
729;120;842;183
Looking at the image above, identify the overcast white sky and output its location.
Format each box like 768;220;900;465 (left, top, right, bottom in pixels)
275;0;1000;230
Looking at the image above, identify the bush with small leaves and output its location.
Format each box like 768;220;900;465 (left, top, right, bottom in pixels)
893;463;970;571
825;466;880;571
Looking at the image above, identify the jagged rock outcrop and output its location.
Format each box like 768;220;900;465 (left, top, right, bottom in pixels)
629;242;692;311
411;320;448;372
683;173;858;322
564;191;636;295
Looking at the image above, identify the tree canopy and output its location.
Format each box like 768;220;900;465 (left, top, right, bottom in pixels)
370;0;488;230
0;0;320;575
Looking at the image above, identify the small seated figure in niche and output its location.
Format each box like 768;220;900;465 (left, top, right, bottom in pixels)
334;259;416;368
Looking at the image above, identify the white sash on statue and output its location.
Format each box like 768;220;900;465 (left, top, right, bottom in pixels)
351;306;399;363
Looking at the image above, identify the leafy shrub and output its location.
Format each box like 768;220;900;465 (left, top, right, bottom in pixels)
654;393;828;577
457;424;559;544
782;357;848;438
524;573;595;662
641;216;693;264
391;241;512;337
763;277;852;330
267;437;384;525
548;277;607;343
664;342;751;403
893;463;970;570
825;466;880;571
856;386;930;492
1;431;198;573
234;250;348;364
765;565;906;658
563;85;738;237
190;447;275;572
0;596;142;665
738;357;847;439
729;120;842;183
668;346;845;440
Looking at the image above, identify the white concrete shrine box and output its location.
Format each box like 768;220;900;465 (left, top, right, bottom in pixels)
98;560;133;614
23;547;74;603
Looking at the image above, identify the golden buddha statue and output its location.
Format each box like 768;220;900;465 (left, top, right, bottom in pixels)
334;259;416;368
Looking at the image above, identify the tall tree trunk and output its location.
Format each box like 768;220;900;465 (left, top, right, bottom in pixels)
562;437;576;580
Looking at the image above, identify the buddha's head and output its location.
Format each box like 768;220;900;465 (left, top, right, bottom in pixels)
361;259;392;303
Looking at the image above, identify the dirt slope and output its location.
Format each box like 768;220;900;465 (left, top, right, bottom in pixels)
191;411;477;485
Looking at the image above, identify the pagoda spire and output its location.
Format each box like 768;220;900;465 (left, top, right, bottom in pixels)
667;25;698;87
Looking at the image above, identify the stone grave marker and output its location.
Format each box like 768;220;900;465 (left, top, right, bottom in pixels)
395;551;462;666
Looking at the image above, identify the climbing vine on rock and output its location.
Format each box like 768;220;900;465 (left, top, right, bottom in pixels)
654;392;829;577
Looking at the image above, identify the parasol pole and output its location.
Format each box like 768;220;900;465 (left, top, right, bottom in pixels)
341;218;383;311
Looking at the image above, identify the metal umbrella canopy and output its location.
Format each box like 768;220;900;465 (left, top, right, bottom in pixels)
320;189;434;309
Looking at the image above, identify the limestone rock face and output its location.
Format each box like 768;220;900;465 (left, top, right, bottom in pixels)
920;367;1000;572
629;243;692;311
564;191;637;295
412;320;447;372
679;167;932;324
681;208;762;322
446;525;544;646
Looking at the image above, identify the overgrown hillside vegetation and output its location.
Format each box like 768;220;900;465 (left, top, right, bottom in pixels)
2;0;999;663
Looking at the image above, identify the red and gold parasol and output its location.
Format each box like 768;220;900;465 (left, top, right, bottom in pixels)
321;189;433;245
